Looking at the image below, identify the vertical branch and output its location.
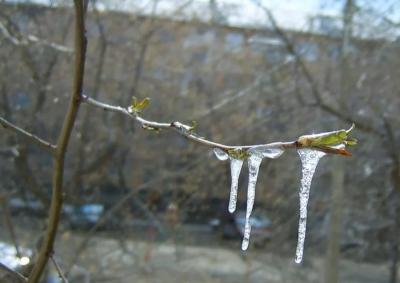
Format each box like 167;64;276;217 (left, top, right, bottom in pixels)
27;1;87;282
1;196;21;258
383;117;400;283
69;0;108;194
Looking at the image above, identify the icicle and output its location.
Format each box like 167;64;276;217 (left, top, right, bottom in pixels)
242;154;263;251
228;158;244;213
295;148;326;263
248;145;284;159
213;148;229;160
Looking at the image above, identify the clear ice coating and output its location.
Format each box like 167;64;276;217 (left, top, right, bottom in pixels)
212;145;287;251
295;148;326;263
228;158;244;213
213;148;229;161
241;154;263;251
248;145;284;159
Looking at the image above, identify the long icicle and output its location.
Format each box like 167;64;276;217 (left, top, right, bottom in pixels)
295;148;326;263
228;158;244;213
242;154;263;251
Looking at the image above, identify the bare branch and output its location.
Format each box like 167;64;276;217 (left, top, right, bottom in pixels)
1;197;21;258
27;1;87;282
253;1;382;136
0;117;56;153
0;20;73;53
0;263;27;283
82;95;353;156
82;94;295;150
50;256;69;283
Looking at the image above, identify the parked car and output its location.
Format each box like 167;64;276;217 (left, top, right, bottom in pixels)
8;197;45;217
210;210;273;247
64;203;104;230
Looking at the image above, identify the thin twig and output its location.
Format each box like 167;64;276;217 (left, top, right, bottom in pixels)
50;256;69;283
82;95;351;156
0;21;73;53
82;94;296;150
0;263;27;282
27;1;87;282
0;117;56;153
253;1;381;136
1;198;21;258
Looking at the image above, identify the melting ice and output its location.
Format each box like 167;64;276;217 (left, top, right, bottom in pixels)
213;148;229;161
242;154;263;251
213;145;286;250
248;145;284;159
295;148;326;263
228;158;244;213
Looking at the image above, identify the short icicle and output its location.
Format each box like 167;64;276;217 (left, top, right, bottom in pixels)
228;158;244;213
213;148;229;161
241;154;263;251
295;148;326;263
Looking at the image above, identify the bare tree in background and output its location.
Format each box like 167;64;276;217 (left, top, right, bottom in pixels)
1;1;399;282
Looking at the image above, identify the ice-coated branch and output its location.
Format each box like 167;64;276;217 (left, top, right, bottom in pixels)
83;94;356;262
0;116;56;153
82;95;355;156
82;95;293;150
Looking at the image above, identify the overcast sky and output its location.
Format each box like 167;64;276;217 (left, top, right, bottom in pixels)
7;0;400;33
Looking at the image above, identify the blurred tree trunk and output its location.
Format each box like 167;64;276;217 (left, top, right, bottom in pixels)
389;162;400;283
324;1;354;282
324;159;344;283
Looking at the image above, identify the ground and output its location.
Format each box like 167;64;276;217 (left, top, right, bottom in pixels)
0;220;395;283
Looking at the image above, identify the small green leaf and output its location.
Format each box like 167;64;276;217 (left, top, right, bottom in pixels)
297;124;357;148
188;120;197;132
136;97;150;111
131;97;150;113
308;130;348;147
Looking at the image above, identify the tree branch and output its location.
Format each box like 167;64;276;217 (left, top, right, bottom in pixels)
27;1;87;282
82;95;352;156
1;196;22;258
0;20;73;53
82;94;296;150
50;256;69;283
0;117;56;153
253;1;382;137
0;263;27;283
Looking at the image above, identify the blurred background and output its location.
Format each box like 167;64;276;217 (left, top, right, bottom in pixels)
0;0;399;282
